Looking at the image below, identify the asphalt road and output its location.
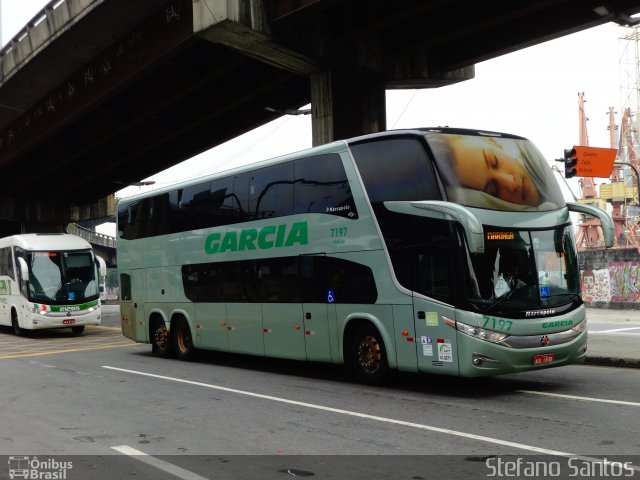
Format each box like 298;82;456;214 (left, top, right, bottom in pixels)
0;305;638;480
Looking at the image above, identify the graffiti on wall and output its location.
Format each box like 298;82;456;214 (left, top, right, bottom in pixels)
581;261;640;304
581;268;611;303
609;262;640;302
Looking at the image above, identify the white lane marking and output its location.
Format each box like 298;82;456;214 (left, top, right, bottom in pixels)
111;445;209;480
589;327;640;334
518;390;640;407
102;365;638;470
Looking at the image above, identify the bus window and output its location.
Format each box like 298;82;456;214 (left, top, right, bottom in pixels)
120;273;132;301
250;162;295;220
351;138;440;204
0;247;14;280
294;154;357;218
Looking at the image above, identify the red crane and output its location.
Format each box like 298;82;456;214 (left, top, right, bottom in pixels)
574;92;606;249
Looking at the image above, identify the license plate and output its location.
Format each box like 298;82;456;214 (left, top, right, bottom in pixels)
533;353;554;365
63;319;76;325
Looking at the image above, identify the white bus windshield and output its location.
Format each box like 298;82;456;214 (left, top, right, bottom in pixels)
27;250;98;304
464;226;581;313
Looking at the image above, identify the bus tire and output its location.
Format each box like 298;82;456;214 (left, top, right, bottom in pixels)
71;325;85;335
173;318;195;361
151;318;173;358
11;311;23;337
347;323;390;385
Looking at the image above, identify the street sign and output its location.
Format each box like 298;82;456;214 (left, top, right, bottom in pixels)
573;146;617;178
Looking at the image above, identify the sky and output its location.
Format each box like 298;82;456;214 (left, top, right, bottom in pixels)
1;1;637;217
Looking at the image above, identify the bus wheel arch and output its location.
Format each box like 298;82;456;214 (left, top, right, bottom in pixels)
150;313;173;358
171;315;195;361
343;319;391;385
11;308;23;336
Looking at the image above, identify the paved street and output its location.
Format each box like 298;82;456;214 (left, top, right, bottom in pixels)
585;307;640;368
0;305;639;479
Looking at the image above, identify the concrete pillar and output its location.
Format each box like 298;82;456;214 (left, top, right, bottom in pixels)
311;69;386;146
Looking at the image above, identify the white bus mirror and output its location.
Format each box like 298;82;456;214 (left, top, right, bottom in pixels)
17;257;29;282
384;200;485;254
566;202;614;248
95;255;107;277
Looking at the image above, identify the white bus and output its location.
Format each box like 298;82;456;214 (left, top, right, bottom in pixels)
0;233;106;335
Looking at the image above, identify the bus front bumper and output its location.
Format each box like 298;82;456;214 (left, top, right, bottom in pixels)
28;309;102;330
455;330;587;377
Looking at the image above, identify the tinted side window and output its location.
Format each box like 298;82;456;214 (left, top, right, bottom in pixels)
183;262;257;303
327;257;377;304
351;138;441;203
250;162;294;220
232;173;251;222
117;200;140;240
259;257;301;302
182;263;226;302
0;247;14;279
301;256;378;304
176;182;213;231
120;274;132;301
294;154;358;219
182;257;376;304
210;176;244;226
380;211;454;303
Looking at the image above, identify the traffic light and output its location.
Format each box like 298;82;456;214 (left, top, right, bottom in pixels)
564;148;577;178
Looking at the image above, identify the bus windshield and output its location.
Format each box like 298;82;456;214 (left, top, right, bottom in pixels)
26;250;98;304
425;131;565;212
463;226;580;315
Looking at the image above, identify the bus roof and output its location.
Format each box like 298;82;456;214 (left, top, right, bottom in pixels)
0;233;93;251
117;138;351;205
116;127;529;206
345;127;527;145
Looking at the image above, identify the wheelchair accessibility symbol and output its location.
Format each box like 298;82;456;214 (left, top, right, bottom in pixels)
327;290;335;303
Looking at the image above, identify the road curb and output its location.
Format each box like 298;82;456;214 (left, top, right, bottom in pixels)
585;356;640;369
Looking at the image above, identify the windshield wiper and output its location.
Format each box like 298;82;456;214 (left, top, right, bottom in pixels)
482;283;530;313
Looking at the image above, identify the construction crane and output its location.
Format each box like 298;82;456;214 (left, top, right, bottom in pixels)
574;92;609;249
574;97;640;249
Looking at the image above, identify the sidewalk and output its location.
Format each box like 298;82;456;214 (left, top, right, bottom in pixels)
585;307;640;369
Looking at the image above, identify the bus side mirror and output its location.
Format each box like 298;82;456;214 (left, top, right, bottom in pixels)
95;255;107;277
384;200;485;254
566;202;614;248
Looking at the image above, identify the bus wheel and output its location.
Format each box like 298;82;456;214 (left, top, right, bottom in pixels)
173;318;195;361
71;326;85;335
151;319;173;358
11;311;23;337
348;324;390;385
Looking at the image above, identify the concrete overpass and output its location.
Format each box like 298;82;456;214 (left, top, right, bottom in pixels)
66;223;116;267
1;0;640;233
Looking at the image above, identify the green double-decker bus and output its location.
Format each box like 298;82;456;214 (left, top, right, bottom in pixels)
116;128;613;383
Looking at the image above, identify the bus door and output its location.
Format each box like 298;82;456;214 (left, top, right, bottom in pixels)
411;247;460;375
302;303;334;362
301;255;335;363
120;269;147;343
226;261;263;356
261;257;306;360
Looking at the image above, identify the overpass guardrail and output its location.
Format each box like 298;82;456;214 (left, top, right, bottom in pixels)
66;222;115;248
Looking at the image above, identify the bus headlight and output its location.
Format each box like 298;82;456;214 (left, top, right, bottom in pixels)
445;317;509;344
32;304;50;315
571;319;587;333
